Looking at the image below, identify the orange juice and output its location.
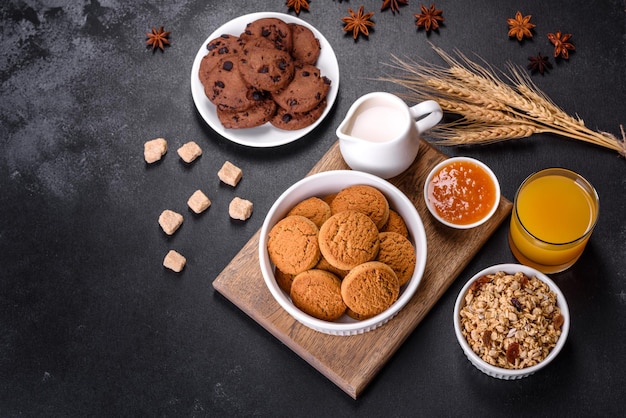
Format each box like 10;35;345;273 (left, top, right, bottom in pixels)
509;168;599;273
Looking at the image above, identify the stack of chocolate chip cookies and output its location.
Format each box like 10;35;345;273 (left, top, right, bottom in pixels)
199;17;332;131
267;185;418;322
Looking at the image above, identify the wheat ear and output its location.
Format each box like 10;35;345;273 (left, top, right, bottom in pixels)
380;44;626;157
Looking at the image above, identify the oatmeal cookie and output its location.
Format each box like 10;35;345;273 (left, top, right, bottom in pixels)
267;215;321;275
315;255;350;280
345;307;375;321
341;261;400;318
321;193;337;206
290;269;346;321
380;209;409;238
274;267;295;294
375;232;416;286
330;184;390;230
318;210;380;271
286;196;331;228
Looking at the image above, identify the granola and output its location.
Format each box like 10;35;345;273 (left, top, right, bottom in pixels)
459;271;564;369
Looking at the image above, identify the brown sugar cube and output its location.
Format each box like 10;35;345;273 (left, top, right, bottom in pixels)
163;250;186;272
229;197;253;221
158;209;183;235
218;161;242;187
187;190;211;214
177;141;203;163
144;137;167;163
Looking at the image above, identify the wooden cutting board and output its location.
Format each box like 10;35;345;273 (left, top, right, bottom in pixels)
213;140;512;399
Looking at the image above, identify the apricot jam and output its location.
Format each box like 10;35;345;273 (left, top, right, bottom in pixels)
427;160;497;225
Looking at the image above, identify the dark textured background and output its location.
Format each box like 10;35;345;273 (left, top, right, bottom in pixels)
1;0;625;416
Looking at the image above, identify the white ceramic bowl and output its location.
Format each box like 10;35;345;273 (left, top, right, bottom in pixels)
259;170;428;336
423;157;500;229
453;263;570;379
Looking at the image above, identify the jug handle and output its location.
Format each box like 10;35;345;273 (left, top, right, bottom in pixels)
409;100;443;134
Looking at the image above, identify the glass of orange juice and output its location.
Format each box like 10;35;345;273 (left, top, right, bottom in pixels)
508;168;599;274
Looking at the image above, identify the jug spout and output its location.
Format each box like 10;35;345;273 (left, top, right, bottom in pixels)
336;107;360;143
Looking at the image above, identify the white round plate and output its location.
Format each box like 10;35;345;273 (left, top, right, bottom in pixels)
190;12;340;147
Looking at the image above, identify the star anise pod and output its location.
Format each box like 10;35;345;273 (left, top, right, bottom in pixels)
145;26;170;52
381;0;408;14
547;31;575;59
341;6;375;40
527;53;552;75
414;4;444;32
507;11;535;42
286;0;309;15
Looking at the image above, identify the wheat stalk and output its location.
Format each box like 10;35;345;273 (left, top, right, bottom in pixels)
380;44;626;157
434;124;541;145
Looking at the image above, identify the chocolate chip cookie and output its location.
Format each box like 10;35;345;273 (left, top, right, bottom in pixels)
200;34;243;75
202;57;257;111
238;44;295;93
240;17;293;52
217;96;277;129
289;23;320;65
270;99;327;131
272;64;330;113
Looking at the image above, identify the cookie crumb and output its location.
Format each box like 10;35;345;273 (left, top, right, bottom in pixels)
144;137;167;163
218;161;242;187
187;190;211;214
158;209;183;235
163;250;186;272
229;197;253;220
177;141;203;163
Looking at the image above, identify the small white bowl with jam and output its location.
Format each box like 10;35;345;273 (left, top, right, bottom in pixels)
424;157;500;229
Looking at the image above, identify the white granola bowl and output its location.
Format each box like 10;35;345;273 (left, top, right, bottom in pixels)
259;170;427;336
453;263;570;379
424;157;500;229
